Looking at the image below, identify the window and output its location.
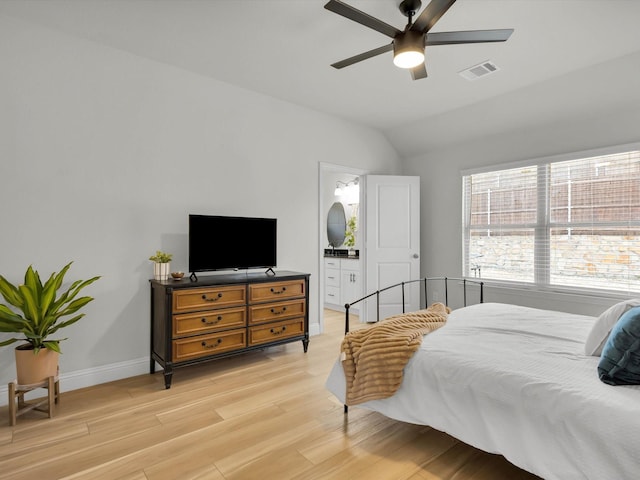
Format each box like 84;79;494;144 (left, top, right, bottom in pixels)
463;149;640;294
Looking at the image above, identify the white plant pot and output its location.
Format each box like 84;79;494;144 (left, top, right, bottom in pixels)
154;262;170;281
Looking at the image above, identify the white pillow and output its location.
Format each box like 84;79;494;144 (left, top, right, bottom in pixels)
585;299;640;356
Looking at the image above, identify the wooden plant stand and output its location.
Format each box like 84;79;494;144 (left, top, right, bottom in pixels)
8;376;60;426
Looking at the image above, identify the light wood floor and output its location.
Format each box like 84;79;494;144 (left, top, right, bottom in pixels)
0;310;538;480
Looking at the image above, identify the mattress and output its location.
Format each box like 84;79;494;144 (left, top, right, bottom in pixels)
325;302;640;480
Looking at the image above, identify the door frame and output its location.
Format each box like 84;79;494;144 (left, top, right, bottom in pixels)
318;162;367;334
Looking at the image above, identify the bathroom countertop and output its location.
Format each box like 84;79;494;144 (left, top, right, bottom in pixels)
324;248;359;259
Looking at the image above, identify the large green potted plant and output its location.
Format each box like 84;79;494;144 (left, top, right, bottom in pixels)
0;262;100;385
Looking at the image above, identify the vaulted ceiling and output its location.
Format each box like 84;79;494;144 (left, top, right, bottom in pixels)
2;0;640;157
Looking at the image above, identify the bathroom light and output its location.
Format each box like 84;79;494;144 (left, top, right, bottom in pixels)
334;179;359;202
344;181;359;204
393;31;425;69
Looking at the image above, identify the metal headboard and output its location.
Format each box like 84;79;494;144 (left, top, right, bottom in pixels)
344;277;484;334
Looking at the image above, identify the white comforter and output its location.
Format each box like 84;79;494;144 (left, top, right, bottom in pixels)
325;303;640;480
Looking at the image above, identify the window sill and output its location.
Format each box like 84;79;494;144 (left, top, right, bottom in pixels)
468;278;638;305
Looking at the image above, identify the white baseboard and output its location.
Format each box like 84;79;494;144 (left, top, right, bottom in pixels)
0;356;149;407
309;322;321;336
0;326;323;407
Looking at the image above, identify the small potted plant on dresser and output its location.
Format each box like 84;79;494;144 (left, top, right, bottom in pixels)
149;250;172;281
0;262;100;385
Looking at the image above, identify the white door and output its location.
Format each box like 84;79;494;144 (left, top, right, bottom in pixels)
363;175;420;322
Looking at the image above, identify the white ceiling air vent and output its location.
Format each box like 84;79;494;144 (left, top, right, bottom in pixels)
459;60;500;81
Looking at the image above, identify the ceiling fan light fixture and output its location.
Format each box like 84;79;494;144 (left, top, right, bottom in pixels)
393;30;425;69
393;50;424;69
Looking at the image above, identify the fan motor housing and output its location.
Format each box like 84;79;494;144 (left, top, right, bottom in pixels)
394;30;424;56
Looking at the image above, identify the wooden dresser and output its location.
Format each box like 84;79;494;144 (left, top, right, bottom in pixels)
150;271;310;388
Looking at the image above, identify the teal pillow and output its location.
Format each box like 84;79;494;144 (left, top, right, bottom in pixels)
598;306;640;385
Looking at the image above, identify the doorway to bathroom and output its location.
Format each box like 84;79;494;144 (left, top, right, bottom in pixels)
318;163;365;334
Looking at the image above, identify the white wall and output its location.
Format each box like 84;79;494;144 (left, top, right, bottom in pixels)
0;14;400;398
404;102;640;317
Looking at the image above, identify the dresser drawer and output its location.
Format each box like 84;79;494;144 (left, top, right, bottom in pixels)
173;307;246;338
248;318;304;347
248;299;306;325
172;285;246;313
249;279;305;303
172;329;246;362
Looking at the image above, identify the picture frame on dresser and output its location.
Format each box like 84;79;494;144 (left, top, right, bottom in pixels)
150;270;310;389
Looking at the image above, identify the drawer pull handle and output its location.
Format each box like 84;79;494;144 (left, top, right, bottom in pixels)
201;316;222;325
270;307;287;315
202;293;223;302
201;338;222;349
270;286;286;294
270;326;287;335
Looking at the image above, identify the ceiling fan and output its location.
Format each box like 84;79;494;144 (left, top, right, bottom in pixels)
324;0;514;80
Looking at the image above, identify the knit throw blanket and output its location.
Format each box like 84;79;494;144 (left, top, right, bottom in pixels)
341;303;450;406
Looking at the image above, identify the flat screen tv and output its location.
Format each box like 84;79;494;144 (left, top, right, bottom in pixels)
189;214;277;272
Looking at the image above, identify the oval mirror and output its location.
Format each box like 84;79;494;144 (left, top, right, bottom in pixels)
327;202;346;247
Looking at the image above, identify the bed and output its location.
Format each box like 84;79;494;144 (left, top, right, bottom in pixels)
326;285;640;480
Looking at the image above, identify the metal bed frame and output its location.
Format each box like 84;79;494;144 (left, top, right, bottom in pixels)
341;276;484;414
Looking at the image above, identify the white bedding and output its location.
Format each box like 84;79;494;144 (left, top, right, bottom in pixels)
325;303;640;480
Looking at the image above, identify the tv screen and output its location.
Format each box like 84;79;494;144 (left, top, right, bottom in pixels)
189;214;277;272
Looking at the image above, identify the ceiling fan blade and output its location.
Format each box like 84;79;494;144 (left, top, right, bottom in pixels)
410;63;428;80
411;0;457;33
324;0;401;39
331;43;394;69
425;29;514;46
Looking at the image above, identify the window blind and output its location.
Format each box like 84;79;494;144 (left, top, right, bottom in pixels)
548;151;640;291
464;165;538;283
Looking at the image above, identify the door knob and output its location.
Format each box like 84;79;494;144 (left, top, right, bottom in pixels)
413;253;419;259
